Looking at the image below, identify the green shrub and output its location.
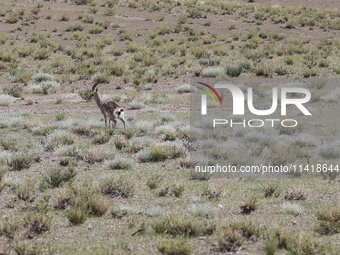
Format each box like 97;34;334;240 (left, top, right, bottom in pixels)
105;7;116;16
199;58;220;66
0;94;15;106
172;185;185;197
201;67;225;77
72;0;92;5
0;33;8;45
66;23;83;32
32;48;49;60
225;65;242;77
7;14;19;24
46;130;75;150
32;72;54;82
60;12;70;21
106;156;134;170
43;166;76;188
89;25;104;34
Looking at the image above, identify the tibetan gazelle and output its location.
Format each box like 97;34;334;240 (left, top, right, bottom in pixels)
89;84;126;131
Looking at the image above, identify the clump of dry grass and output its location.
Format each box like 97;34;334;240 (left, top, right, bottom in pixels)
146;174;163;190
239;196;258;214
217;220;261;252
265;229;323;255
316;206;340;235
264;185;281;198
153;214;215;237
83;149;104;164
202;185;224;200
13;179;36;202
284;188;307;201
100;175;135;198
24;212;52;238
66;206;88;225
158;187;170;197
26;119;43;131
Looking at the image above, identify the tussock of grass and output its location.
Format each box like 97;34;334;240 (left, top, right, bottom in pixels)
284;188;307;201
12;179;35;202
0;217;21;239
24;212;52;238
153;214;215;237
239;196;258;214
146;174;163;190
201;67;225;77
100;175;135;198
91;72;110;84
66;206;87;225
43;166;76;188
157;239;192;255
137;141;186;162
86;194;109;217
265;229;324;255
8;151;36;171
176;84;192;94
32;72;54;82
316;206;340;235
264;185;281;198
106;156;134;170
0;94;15;106
46;130;75;150
172;184;185;198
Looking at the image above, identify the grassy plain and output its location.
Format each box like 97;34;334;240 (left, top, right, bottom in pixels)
0;0;339;254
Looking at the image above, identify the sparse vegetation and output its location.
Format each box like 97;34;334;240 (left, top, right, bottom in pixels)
0;0;338;254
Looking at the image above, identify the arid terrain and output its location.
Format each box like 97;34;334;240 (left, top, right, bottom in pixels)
0;0;339;254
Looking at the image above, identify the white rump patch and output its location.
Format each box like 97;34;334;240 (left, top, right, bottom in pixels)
114;110;124;119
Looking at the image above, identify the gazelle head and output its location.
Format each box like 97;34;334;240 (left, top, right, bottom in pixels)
89;84;99;100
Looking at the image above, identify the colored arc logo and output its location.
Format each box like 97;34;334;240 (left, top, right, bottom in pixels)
196;82;222;106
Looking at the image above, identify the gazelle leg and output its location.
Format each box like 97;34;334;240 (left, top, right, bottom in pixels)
120;117;126;131
113;119;117;129
104;115;107;128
